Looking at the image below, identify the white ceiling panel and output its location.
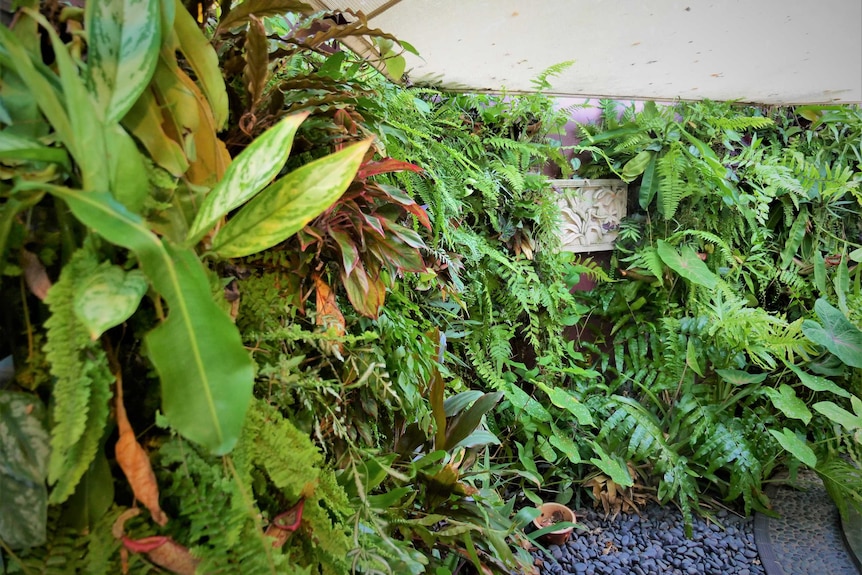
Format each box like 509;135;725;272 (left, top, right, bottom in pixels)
318;0;862;104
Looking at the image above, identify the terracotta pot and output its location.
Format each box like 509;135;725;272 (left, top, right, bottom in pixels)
533;502;576;546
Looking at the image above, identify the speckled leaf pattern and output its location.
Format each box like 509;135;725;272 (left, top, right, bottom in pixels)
73;264;148;340
0;391;50;549
188;112;309;243
86;0;161;123
211;138;372;258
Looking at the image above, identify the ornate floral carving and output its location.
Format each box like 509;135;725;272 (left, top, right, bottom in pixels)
552;179;628;252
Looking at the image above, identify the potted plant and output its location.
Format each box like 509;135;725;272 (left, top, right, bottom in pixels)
533;502;577;546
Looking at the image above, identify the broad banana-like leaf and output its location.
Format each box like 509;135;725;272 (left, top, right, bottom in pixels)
188;111;309;244
171;0;228;129
211;138;372;258
0;391;49;549
23;182;254;455
86;0;161;123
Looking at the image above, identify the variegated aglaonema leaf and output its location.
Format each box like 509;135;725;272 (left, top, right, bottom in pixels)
25;182;254;455
0;391;50;549
187;111;309;244
73;263;148;340
86;0;161;123
211;138;373;258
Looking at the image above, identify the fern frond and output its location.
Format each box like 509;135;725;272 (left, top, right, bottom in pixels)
711;116;774;131
43;244;114;505
817;455;862;522
657;143;691;220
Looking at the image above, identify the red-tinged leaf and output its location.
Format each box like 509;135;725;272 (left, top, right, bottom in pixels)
297;226;323;251
265;499;305;548
357;158;424;179
362;213;385;237
350;260;370;292
330;230;359;275
273;499;304;531
122;536;199;575
384;220;427;249
369;237;425;273
342;264;385;318
378;184;431;229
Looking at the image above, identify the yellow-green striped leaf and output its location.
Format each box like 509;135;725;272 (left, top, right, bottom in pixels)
86;0;161;123
211;139;372;258
187;111;309;244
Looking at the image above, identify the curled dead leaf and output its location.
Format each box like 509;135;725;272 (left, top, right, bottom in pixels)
20;249;51;300
122;536;199;575
115;375;168;526
313;273;345;356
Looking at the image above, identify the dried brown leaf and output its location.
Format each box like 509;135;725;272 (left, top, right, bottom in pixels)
20;249;51;300
243;15;269;115
123;536;199;575
115;376;168;526
218;0;314;33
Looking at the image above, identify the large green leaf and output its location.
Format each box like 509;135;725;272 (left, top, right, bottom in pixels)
0;391;50;549
715;368;768;386
211;139;372;258
145;243;254;455
786;363;850;398
802;298;862;368
187;111;309;244
86;0;161;123
656;240;718;289
768;427;817;467
22;183;254;454
813;399;862;432
765;384;812;424
536;382;593;426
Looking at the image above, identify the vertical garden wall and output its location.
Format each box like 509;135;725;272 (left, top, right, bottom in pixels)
0;2;860;574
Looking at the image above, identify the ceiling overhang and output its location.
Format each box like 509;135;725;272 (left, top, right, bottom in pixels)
315;0;862;105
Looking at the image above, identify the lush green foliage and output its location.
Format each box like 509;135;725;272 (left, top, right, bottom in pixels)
571;99;862;530
2;0;862;571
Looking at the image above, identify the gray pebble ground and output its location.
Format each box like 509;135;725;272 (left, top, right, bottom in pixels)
533;503;765;575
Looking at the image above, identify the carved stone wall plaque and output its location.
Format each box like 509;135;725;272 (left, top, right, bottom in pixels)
551;179;628;253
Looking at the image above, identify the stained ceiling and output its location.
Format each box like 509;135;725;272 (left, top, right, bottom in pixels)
313;0;862;105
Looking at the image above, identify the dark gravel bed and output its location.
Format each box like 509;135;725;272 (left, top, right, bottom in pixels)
532;503;766;575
